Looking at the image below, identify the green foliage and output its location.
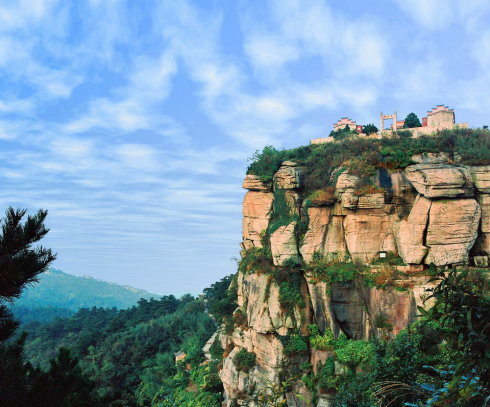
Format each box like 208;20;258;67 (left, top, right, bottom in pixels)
239;247;274;275
371;252;405;266
0;335;100;407
246;129;490;196
247;146;285;183
0;207;56;341
308;324;335;351
269;188;297;235
335;340;374;369
317;357;337;393
283;334;308;357
209;337;224;361
203;274;237;324
422;268;490;391
20;293;218;406
329;125;358;141
362;123;378;135
403;113;422;128
233;348;256;372
374;312;393;330
305;254;373;291
271;268;305;311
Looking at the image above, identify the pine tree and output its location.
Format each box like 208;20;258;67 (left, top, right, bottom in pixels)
0;207;56;341
403;112;422;128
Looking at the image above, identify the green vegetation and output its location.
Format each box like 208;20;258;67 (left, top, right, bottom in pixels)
269;188;297;235
233;348;256;372
403;112;422;128
371;252;405;266
362;123;378;134
329;125;359;141
296;268;490;407
308;324;334;351
283;334;308;357
238;246;274;275
271;267;305;311
20;294;219;406
247;128;490;195
305;253;374;291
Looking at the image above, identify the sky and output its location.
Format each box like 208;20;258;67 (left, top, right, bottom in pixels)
1;0;490;295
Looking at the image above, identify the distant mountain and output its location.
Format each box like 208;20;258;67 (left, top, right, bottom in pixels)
11;269;158;322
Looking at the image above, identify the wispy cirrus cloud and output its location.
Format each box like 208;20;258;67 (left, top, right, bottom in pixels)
0;0;489;293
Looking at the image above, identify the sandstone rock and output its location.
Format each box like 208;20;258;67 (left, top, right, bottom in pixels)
405;163;473;198
390;171;415;197
237;272;275;334
425;199;480;266
330;282;369;340
300;207;332;263
274;162;301;189
340;191;359;209
367;287;415;336
335;172;360;192
411;152;450;164
357;192;385;209
479;194;490;233
468;166;490;193
343;210;395;263
394;195;431;264
310;349;334;375
270;221;300;266
300;209;349;264
242;191;273;250
323;216;350;262
242;174;271;191
304;277;340;336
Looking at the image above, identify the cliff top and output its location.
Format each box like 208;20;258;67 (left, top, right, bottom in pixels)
247;127;490;197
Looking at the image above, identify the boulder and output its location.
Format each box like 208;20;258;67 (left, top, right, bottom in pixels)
343;210;395;263
242;191;273;250
357;192;385;209
270;221;300;266
405;163;473;198
335;172;360;192
323;216;350;262
300;207;331;263
425;198;481;266
242;174;271;191
394;195;431;264
274;162;301;189
468;166;490;193
300;209;349;264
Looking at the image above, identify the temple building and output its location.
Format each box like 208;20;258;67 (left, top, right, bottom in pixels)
311;105;468;144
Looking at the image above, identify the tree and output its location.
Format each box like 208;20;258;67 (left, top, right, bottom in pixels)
362;124;378;135
403;113;422;128
0;208;56;341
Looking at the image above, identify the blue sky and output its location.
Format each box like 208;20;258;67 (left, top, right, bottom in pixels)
1;0;489;295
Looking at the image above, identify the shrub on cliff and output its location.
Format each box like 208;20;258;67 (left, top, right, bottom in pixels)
233;348;256;372
283;334;308;357
246;128;490;195
308;325;335;351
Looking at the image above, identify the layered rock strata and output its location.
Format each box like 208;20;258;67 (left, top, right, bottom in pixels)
214;157;488;407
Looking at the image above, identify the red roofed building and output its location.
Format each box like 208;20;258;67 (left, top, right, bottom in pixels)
333;117;357;131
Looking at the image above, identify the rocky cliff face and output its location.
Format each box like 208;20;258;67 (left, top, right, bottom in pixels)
213;153;488;407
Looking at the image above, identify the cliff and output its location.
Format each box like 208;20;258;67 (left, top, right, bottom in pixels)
209;133;490;407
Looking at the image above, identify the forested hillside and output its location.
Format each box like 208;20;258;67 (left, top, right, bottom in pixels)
17;275;235;407
12;269;157;323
